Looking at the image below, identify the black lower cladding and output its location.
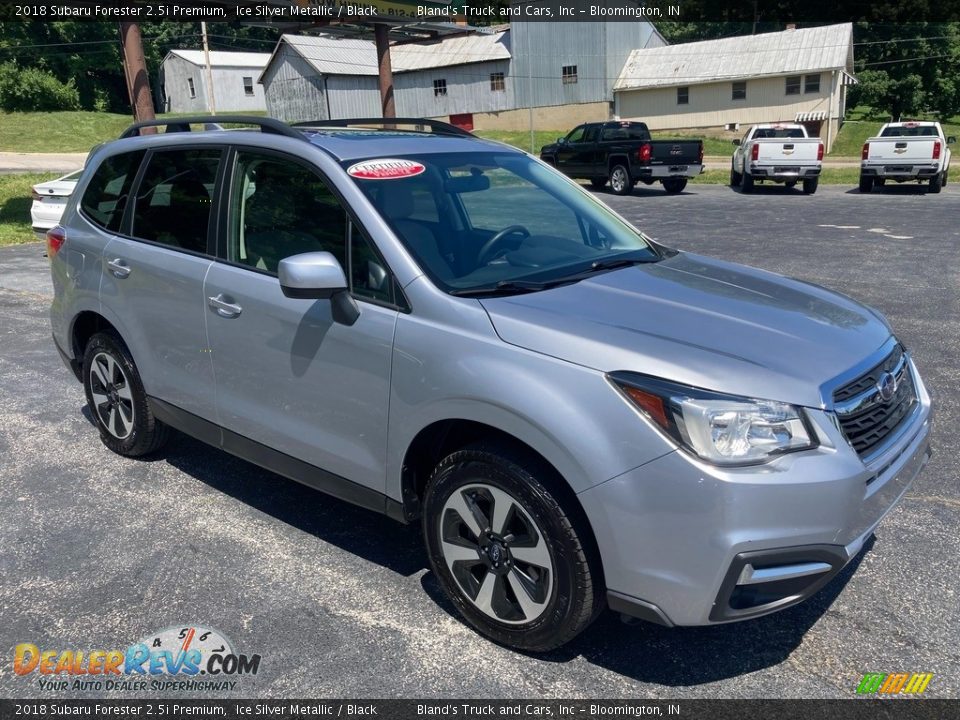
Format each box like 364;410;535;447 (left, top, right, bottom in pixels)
147;396;408;523
709;544;856;622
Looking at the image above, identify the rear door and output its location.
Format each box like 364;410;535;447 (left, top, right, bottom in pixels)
203;148;399;491
98;146;221;421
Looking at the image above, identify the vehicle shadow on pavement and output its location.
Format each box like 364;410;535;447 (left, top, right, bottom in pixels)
843;185;931;195
422;532;874;685
140;428;429;578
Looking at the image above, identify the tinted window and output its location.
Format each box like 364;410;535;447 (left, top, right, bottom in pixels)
228;151;347;273
80;151;145;233
565;126;585;143
583;126;600;143
131;149;220;253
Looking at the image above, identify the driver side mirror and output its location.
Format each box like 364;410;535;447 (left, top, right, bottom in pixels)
556;137;566;145
278;251;359;325
948;136;957;144
732;139;741;146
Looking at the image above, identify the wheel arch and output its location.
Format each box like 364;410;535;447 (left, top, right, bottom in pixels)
607;154;631;172
69;310;121;371
398;418;604;587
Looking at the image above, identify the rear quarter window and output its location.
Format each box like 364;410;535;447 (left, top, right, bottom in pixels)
80;151;145;233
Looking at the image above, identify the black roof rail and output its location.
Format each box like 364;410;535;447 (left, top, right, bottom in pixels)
119;115;304;140
292;117;473;138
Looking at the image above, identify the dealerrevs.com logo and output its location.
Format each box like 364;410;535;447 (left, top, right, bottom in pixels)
14;625;261;692
856;672;934;695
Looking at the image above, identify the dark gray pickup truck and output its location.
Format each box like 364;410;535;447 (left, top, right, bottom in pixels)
540;121;704;195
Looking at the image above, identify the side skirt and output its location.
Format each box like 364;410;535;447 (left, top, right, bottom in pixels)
148;396;408;523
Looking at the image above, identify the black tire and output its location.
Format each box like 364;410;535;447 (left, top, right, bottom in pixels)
928;173;942;194
82;331;170;457
802;177;819;195
609;164;633;196
729;162;741;187
875;178;887;187
858;175;873;193
942;169;948;186
785;180;798;189
662;177;687;194
740;168;754;193
589;177;607;189
423;442;603;652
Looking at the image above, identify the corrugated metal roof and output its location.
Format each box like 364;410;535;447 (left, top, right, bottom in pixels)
168;49;271;69
615;23;854;92
270;31;510;78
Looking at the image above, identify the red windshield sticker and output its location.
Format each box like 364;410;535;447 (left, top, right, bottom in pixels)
347;159;426;180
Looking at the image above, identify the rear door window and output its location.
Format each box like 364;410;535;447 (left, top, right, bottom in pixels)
131;148;222;254
80;151;145;233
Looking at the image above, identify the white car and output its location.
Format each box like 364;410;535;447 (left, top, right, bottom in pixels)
31;170;82;238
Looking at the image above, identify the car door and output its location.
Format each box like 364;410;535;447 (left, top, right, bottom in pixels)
203;148;399;492
555;125;586;175
97;146;221;422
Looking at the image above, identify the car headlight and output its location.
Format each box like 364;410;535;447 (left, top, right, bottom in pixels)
609;372;817;466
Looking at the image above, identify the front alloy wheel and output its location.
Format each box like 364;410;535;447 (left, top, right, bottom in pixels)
424;443;603;651
440;483;553;625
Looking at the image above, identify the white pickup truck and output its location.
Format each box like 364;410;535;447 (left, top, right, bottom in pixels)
859;121;955;193
730;124;823;194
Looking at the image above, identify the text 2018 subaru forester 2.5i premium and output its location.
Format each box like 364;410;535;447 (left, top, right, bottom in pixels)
49;116;932;652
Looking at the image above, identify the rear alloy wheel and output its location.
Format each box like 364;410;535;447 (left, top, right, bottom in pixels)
83;332;169;457
662;178;687;194
802;177;819;195
609;164;633;195
424;443;602;651
928;172;942;194
729;162;742;187
858;175;873;193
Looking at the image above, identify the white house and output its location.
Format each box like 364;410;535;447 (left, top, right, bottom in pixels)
614;23;856;150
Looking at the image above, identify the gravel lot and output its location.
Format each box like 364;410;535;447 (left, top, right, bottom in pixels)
1;184;958;699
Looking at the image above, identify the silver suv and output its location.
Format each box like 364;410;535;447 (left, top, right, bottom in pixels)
50;116;932;651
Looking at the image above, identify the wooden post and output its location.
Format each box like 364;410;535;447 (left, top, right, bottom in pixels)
374;24;395;119
119;22;156;131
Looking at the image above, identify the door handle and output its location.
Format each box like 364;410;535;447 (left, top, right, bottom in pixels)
106;258;131;279
208;294;243;318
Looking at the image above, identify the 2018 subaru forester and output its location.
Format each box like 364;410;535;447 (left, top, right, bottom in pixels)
49;116;932;651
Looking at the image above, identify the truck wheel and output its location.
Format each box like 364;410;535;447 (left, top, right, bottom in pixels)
729;162;741;187
858;175;873;193
943;170;949;186
662;178;687;194
740;169;754;193
802;178;819;195
609;164;633;195
929;173;942;194
82;331;170;457
589;177;607;189
423;442;603;652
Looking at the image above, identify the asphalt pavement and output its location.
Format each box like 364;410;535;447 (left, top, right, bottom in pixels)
0;184;958;699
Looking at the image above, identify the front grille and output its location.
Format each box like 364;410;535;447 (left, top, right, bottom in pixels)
833;346;917;457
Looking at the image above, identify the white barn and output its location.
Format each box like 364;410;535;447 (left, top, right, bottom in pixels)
614;24;856;150
159;49;271;114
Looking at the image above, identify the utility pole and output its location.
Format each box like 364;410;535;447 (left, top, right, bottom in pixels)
201;22;217;115
118;22;156;130
374;24;395;119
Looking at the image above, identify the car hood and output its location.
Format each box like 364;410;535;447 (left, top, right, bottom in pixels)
479;252;891;408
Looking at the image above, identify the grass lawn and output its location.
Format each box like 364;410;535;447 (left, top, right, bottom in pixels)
0;173;56;246
0;111;270;153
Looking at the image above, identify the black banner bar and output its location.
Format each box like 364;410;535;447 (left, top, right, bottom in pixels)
1;1;960;23
1;700;959;720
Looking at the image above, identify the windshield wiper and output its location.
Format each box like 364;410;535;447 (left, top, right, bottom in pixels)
587;255;659;272
449;279;562;297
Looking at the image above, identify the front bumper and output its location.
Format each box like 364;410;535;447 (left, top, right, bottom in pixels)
580;363;932;626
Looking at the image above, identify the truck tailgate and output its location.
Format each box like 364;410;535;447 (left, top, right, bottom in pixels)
648;140;702;167
866;138;938;162
756;139;820;163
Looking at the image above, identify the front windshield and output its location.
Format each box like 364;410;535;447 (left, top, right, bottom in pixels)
344;152;659;294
